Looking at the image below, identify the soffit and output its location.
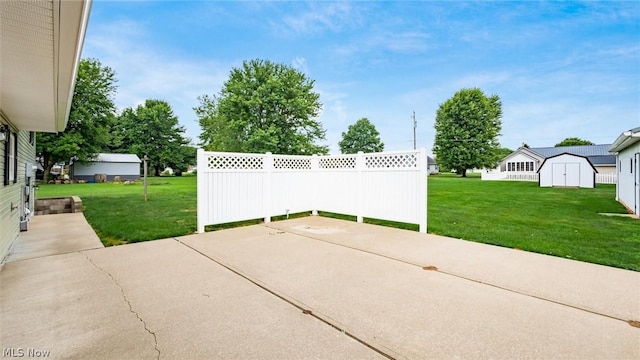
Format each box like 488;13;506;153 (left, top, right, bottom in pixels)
0;0;90;132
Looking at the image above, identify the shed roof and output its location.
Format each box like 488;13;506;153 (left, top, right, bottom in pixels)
93;153;141;163
536;153;598;174
427;156;437;165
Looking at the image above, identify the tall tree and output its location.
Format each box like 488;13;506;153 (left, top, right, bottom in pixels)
433;88;502;177
195;59;328;155
114;99;191;176
338;118;384;154
37;58;117;180
495;147;513;160
555;137;594;147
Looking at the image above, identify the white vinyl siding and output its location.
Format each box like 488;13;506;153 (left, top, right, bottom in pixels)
0;126;35;263
616;142;640;215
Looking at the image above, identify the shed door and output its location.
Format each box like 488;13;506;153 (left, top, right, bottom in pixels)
552;163;565;186
551;163;580;187
565;163;580;187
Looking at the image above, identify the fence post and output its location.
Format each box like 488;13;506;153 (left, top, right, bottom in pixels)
356;151;364;223
196;148;205;233
418;147;427;233
264;152;273;223
311;154;319;216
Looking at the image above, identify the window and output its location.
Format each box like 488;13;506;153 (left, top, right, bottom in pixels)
29;131;35;145
507;161;534;172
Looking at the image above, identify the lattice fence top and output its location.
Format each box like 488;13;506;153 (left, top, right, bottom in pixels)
273;156;312;170
319;156;356;169
207;154;264;170
365;153;418;169
202;150;421;171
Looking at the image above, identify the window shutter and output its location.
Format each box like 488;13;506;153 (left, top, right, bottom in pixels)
3;131;9;186
13;133;18;183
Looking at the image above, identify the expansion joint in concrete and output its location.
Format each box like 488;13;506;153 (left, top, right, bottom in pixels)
80;251;161;360
173;238;397;360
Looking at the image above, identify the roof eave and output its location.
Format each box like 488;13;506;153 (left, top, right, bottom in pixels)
609;127;640;153
54;0;93;132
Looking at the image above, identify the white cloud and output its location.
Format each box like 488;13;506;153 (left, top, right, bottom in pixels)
83;19;232;144
291;57;309;74
275;2;364;36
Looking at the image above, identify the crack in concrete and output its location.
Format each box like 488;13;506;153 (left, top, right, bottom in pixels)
81;252;161;360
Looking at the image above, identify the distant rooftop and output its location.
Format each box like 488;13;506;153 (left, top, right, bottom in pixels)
529;144;613;158
94;153;141;163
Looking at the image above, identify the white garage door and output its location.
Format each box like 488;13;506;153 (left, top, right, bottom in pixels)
552;163;580;187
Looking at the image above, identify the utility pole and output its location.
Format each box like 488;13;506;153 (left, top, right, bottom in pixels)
412;110;417;150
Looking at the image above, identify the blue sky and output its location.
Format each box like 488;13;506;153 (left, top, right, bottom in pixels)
83;1;640;154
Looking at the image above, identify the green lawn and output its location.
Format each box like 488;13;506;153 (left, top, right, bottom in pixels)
428;174;639;271
36;177;197;246
36;174;640;270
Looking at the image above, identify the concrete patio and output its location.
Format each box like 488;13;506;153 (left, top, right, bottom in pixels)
1;214;638;359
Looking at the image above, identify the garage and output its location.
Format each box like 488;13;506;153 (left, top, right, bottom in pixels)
538;153;597;188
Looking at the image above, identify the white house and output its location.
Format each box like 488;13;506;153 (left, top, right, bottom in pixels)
483;144;616;183
71;153;142;182
608;127;640;216
427;156;439;174
537;153;596;188
0;0;91;264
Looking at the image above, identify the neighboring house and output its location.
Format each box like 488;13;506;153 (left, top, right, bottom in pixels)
427;156;439;174
483;144;615;183
0;0;91;263
537;153;596;188
608;127;640;216
71;153;142;182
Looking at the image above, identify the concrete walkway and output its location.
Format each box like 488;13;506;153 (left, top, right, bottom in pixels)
4;213;103;263
1;216;638;359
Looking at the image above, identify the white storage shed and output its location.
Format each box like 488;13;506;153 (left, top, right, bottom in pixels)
71;153;141;182
537;153;597;188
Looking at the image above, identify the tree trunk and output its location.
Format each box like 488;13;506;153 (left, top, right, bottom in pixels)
461;168;467;177
154;165;160;177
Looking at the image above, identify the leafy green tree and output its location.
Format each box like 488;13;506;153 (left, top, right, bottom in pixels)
114;99;191;176
433;88;502;177
338;118;384;154
495;147;513;161
555;137;594;147
37;58;117;180
196;59;328;155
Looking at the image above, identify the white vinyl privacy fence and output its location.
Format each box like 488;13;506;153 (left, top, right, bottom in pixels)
197;149;427;233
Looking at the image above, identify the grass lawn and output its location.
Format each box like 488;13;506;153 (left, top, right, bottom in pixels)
428;173;639;271
36;177;197;246
36;174;640;270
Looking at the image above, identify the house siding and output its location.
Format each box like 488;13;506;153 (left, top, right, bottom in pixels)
0;123;35;263
595;165;616;175
616;142;640;215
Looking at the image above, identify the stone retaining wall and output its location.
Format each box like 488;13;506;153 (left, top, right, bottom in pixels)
35;196;83;215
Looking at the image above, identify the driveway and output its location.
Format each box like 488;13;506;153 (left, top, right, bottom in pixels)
1;215;638;359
